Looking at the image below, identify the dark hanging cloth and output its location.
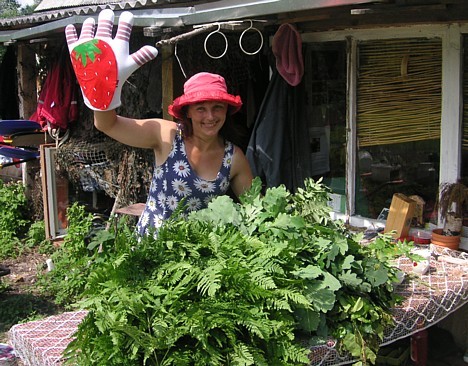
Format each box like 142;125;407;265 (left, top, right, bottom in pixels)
0;46;20;120
246;70;312;192
31;46;79;131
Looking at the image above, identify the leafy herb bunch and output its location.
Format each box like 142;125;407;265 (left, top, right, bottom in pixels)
65;178;406;365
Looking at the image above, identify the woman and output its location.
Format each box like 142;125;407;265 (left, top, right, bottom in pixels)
94;72;253;236
65;10;253;236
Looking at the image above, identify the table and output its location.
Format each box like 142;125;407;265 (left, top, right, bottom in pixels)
308;244;468;365
8;245;468;366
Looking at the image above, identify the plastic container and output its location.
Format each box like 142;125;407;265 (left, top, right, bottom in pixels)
431;228;460;250
414;230;431;245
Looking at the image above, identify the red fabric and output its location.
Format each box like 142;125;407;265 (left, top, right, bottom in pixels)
272;24;304;86
31;52;79;131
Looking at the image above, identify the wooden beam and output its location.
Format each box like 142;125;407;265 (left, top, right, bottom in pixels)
16;43;37;120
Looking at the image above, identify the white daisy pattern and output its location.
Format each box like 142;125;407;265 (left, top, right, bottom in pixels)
136;130;234;237
172;178;192;197
154;166;164;179
194;178;215;193
167;195;179;210
149;180;158;193
139;212;150;229
173;160;191;178
147;197;157;212
157;191;166;208
186;197;202;211
219;176;229;191
223;152;233;169
204;194;217;206
168;142;178;158
153;214;164;228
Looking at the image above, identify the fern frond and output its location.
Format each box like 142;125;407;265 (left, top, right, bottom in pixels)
237;317;273;340
197;261;224;297
276;288;312;308
266;297;292;311
229;342;255;365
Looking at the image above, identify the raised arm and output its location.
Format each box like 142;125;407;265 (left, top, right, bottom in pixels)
93;110;177;150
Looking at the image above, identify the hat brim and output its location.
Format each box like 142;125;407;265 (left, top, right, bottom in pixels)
168;91;242;120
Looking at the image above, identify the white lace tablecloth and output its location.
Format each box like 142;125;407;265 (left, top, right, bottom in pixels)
308;244;468;365
7;245;468;366
8;311;87;366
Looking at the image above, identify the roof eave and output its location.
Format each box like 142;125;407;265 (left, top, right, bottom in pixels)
182;0;383;25
1;0;384;43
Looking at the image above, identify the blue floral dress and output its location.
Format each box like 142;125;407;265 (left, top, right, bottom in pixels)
136;131;234;237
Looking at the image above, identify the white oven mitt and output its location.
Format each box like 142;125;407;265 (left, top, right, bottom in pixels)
65;9;158;111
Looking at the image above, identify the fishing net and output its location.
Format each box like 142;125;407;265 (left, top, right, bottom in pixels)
55;130;154;210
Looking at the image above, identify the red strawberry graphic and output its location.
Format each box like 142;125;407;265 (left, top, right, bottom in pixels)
70;39;118;110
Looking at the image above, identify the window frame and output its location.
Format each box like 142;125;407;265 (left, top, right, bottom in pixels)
302;24;465;237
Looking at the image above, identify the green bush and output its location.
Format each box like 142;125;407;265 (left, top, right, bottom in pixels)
0;180;30;260
38;202;96;306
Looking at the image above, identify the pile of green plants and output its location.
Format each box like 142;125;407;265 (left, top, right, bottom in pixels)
47;178;412;365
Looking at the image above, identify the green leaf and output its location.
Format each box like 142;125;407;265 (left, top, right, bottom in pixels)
292;265;323;280
73;39;102;67
294;307;321;332
339;270;363;287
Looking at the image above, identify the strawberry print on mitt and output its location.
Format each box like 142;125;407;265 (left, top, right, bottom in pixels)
65;9;158;111
70;39;118;110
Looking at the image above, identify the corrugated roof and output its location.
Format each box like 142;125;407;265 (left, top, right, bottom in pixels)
35;0;167;12
0;0;207;28
34;0;203;12
0;0;385;41
34;0;128;12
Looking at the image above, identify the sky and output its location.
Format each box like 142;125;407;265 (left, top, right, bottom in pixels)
17;0;36;7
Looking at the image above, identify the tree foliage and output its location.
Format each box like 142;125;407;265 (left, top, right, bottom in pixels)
0;0;21;18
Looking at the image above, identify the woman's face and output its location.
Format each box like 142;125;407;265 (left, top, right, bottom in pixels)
186;101;228;137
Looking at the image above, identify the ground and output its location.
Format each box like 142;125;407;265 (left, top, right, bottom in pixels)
0;248;63;344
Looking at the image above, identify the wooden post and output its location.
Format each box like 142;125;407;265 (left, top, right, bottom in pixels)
17;43;38;200
161;44;174;121
16;43;37;120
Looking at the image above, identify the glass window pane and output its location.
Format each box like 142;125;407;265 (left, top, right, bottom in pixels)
305;42;347;210
356;38;441;224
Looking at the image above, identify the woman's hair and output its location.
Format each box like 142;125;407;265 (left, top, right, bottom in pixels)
178;106;192;137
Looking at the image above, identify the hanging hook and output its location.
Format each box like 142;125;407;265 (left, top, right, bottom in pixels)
204;23;228;59
239;20;263;56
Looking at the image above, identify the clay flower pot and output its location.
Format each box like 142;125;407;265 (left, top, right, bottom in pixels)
431;228;460;250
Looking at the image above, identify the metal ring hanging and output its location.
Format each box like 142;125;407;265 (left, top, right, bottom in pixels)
239;20;263;56
204;24;228;59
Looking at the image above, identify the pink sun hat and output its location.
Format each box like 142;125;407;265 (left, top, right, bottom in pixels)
168;72;243;120
272;23;304;86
